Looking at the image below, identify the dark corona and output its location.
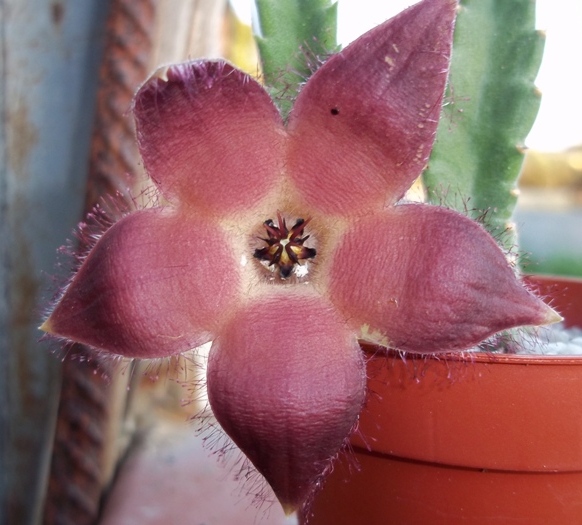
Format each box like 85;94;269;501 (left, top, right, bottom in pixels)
254;212;316;278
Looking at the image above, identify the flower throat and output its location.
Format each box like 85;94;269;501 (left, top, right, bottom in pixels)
254;212;316;278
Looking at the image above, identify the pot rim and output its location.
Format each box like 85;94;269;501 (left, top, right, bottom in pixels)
352;274;582;472
372;349;582;366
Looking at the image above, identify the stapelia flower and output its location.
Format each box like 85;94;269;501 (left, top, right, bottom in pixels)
42;0;559;514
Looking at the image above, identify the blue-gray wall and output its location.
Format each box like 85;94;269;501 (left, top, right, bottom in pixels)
1;2;109;522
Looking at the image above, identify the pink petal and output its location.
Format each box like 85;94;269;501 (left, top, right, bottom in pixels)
286;0;456;216
328;205;558;352
206;289;366;513
43;208;240;358
134;61;285;215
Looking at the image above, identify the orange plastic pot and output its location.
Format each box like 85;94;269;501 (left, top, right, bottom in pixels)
304;276;582;525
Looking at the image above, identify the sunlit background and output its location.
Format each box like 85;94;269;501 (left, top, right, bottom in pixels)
338;0;582;152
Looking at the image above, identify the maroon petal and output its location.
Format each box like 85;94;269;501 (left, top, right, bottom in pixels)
42;208;241;358
287;0;456;216
134;61;286;215
328;205;559;352
207;289;366;513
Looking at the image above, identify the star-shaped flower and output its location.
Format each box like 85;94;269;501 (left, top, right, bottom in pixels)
42;0;558;514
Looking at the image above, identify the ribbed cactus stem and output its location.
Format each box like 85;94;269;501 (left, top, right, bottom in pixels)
423;0;544;251
254;0;337;119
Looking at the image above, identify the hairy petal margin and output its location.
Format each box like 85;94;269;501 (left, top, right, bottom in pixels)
207;289;366;514
42;208;241;358
286;0;457;216
134;61;286;216
328;205;560;352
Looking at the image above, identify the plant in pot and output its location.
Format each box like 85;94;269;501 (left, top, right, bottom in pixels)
40;0;581;523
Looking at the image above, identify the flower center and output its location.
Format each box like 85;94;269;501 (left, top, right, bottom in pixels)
254;212;317;279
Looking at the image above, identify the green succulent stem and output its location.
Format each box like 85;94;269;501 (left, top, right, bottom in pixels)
254;0;338;119
423;0;544;250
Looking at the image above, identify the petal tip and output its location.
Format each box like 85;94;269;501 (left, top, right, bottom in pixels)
540;304;564;326
207;290;366;514
39;318;52;334
287;0;457;215
281;503;298;517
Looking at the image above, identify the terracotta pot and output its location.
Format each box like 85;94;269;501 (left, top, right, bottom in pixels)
304;275;582;525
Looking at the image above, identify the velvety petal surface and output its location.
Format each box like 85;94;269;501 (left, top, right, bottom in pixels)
328;205;558;352
134;61;285;215
43;208;240;358
206;289;366;513
286;0;456;216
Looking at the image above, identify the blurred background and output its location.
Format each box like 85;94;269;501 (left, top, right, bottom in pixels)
1;1;581;524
